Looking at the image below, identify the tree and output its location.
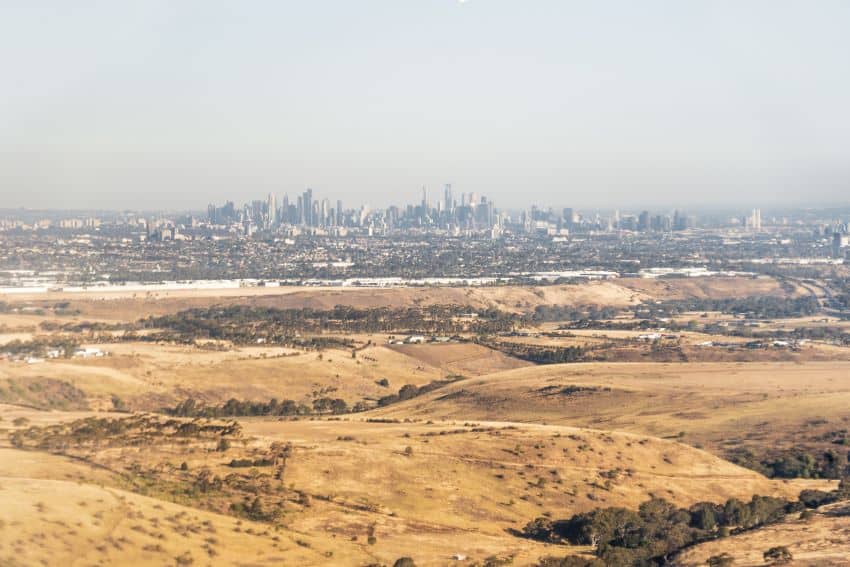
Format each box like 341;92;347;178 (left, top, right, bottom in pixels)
689;502;720;530
763;546;793;564
706;553;735;566
523;517;556;542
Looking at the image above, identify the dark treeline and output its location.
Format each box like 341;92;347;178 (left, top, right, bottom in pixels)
524;482;850;566
728;445;850;480
168;376;466;418
0;337;80;357
142;304;520;345
485;341;589;364
168;396;354;418
532;305;620;323
747;326;850;345
376;376;465;407
10;415;241;451
633;296;820;320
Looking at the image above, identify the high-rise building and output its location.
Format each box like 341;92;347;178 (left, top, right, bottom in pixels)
638;211;650;232
303;189;313;226
563;208;575;230
833;232;849;258
267;193;277;227
750;208;762;231
444;184;453;213
321;198;330;227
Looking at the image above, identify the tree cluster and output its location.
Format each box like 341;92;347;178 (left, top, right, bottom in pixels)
522;483;850;566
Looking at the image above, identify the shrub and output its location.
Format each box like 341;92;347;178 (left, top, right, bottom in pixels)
763;546;793;564
706;553;735;566
798;489;837;508
537;556;604;567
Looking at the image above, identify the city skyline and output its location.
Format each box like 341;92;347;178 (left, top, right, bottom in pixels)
3;1;850;210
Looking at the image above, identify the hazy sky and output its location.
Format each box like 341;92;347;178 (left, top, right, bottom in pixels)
2;1;849;210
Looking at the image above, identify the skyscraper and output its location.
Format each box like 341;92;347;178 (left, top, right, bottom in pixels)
563;208;575;230
303;189;313;226
267;193;277;227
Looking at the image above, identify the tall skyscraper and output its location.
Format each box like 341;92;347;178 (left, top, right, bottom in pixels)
321;198;330;227
303;189;313;226
749;208;762;231
267;193;277;227
638;210;650;232
444;184;453;213
563;208;575;230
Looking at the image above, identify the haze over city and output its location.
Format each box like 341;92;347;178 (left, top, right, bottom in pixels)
3;0;850;210
5;3;850;567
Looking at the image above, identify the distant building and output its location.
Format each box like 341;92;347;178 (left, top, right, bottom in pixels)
833;232;849;258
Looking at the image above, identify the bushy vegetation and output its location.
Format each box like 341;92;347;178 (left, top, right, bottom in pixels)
142;304;521;345
9;415;242;451
8;415;301;524
486;341;589;364
728;446;850;479
522;482;850;566
532;305;619;323
376;376;465;407
633;296;820;320
168;397;351;417
0;337;80;358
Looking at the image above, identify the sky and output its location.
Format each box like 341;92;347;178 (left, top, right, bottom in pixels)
1;0;849;211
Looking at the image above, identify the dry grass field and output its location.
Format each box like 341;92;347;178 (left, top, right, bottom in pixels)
372;361;850;452
387;342;533;376
0;341;457;411
0;278;848;565
0;408;832;567
0;275;797;321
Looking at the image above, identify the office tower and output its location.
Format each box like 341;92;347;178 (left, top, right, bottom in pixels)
638;211;650;232
833;232;849;258
321;198;330;227
750;208;762;231
336;200;343;226
267;193;277;227
421;186;428;209
444;184;453;213
303;188;313;226
563;208;575;230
